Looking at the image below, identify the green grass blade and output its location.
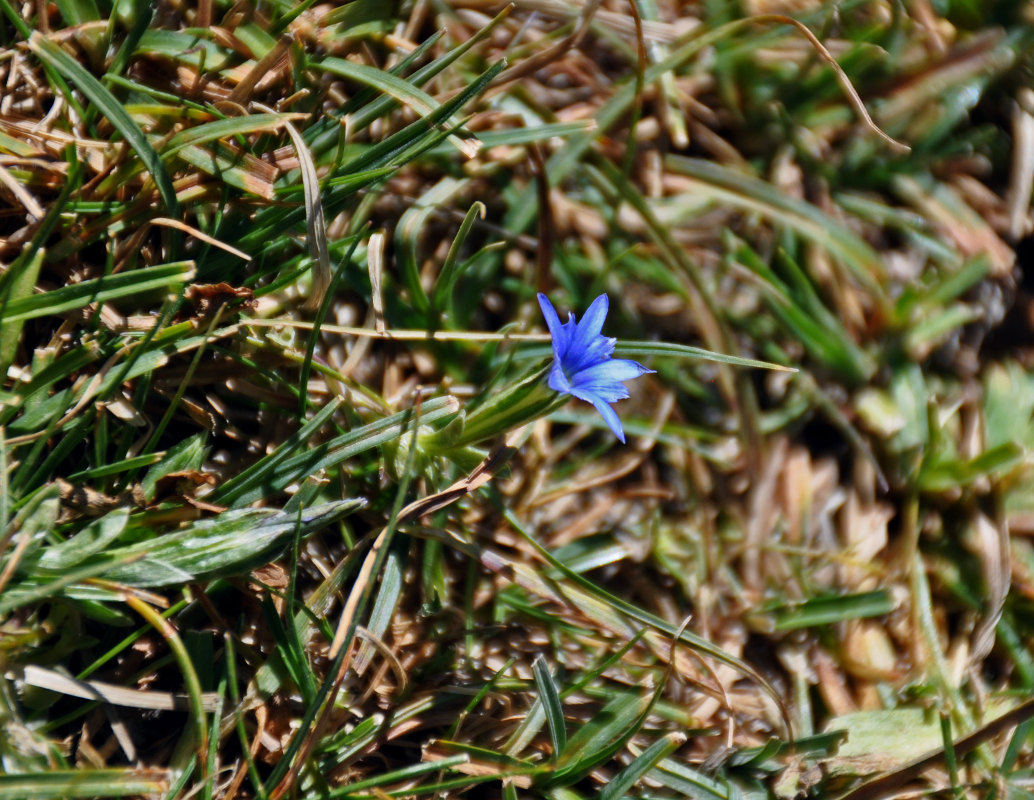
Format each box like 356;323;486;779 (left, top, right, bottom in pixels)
753;590;897;632
532;656;567;760
666;155;885;289
549;687;655;787
615;341;795;371
210;398;342;507
599;732;686;800
28;33;180;220
351;541;405;673
0;262;195;325
501;507;791;736
0;248;44;376
77;500;365;587
316;56;449;121
229;396;458;506
0;769;168;799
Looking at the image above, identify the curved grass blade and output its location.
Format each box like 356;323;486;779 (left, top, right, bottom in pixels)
532;656;567;760
160;113;299;161
666;155;885;288
314;56;475;158
599;731;686;800
28;33;180;220
266;408;425;797
316;56;461;132
283;120;331;310
433;200;485;313
396;176;467;313
651;755;739;799
547;681;663;788
615;341;796;371
504;634;645;759
123;594;210;780
342;7;511;134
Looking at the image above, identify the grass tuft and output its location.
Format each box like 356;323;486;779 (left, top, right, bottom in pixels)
2;1;1034;798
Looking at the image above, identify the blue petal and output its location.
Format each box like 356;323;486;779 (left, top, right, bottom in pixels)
573;357;652;386
587;395;626;442
537;293;651;444
548;359;572;393
537;293;568;360
569;378;628;405
565;333;616;375
572;294;609;349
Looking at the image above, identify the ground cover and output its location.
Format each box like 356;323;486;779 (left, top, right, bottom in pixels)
2;0;1034;797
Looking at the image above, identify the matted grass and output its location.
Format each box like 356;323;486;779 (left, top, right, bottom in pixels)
2;1;1034;798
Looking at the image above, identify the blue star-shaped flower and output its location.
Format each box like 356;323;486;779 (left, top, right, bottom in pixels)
537;293;654;443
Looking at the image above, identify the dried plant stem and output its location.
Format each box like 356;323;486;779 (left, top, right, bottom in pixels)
752;14;910;154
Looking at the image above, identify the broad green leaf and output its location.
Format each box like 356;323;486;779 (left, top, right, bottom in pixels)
140;433;208;501
134;29;234;70
821;708;944;778
0;550;151;615
80;500;365;587
919;441;1024;493
35;509;130;572
2;483;60;573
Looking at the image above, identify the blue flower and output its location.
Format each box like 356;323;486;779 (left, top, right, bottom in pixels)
537;293;653;443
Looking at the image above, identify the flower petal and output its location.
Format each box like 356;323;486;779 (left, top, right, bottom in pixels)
570;379;628;406
573;357;652;385
568;293;609;357
565;333;616;375
537;293;568;359
548;359;572;393
570;384;624;442
570;358;653;401
588;395;626;442
537;293;652;444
